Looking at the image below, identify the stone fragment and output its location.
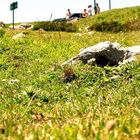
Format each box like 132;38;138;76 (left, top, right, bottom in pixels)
62;41;140;67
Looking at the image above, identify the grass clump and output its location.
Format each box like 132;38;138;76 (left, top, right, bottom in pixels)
62;65;76;83
0;29;5;37
33;21;77;32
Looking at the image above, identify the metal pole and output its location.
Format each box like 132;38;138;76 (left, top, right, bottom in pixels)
109;0;111;10
94;0;96;7
13;9;15;29
94;0;96;14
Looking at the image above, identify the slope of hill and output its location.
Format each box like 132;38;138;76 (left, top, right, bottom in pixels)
75;6;140;32
0;6;140;140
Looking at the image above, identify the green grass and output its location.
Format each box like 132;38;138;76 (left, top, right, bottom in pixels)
75;6;140;32
0;6;140;140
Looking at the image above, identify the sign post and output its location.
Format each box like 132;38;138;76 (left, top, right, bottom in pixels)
109;0;111;10
10;1;18;29
94;0;96;14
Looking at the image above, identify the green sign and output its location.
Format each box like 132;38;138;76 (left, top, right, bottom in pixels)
10;1;18;11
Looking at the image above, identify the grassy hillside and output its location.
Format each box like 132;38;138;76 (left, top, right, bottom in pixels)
0;6;140;140
75;6;140;32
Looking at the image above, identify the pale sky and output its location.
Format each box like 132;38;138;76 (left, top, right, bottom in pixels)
0;0;140;23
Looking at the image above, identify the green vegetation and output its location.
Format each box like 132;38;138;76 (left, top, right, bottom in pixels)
75;6;140;32
0;29;5;37
33;21;77;32
0;6;140;140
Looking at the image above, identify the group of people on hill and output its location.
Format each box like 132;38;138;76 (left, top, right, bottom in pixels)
66;3;100;20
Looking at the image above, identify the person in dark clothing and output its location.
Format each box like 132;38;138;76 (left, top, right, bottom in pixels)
94;3;100;14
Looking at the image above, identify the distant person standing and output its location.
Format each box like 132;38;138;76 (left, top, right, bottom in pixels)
82;9;88;18
66;9;72;20
88;5;93;16
94;3;100;14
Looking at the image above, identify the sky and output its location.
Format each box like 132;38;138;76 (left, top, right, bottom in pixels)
0;0;140;23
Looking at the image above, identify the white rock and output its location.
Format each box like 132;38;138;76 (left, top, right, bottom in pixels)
62;41;140;67
12;32;26;39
